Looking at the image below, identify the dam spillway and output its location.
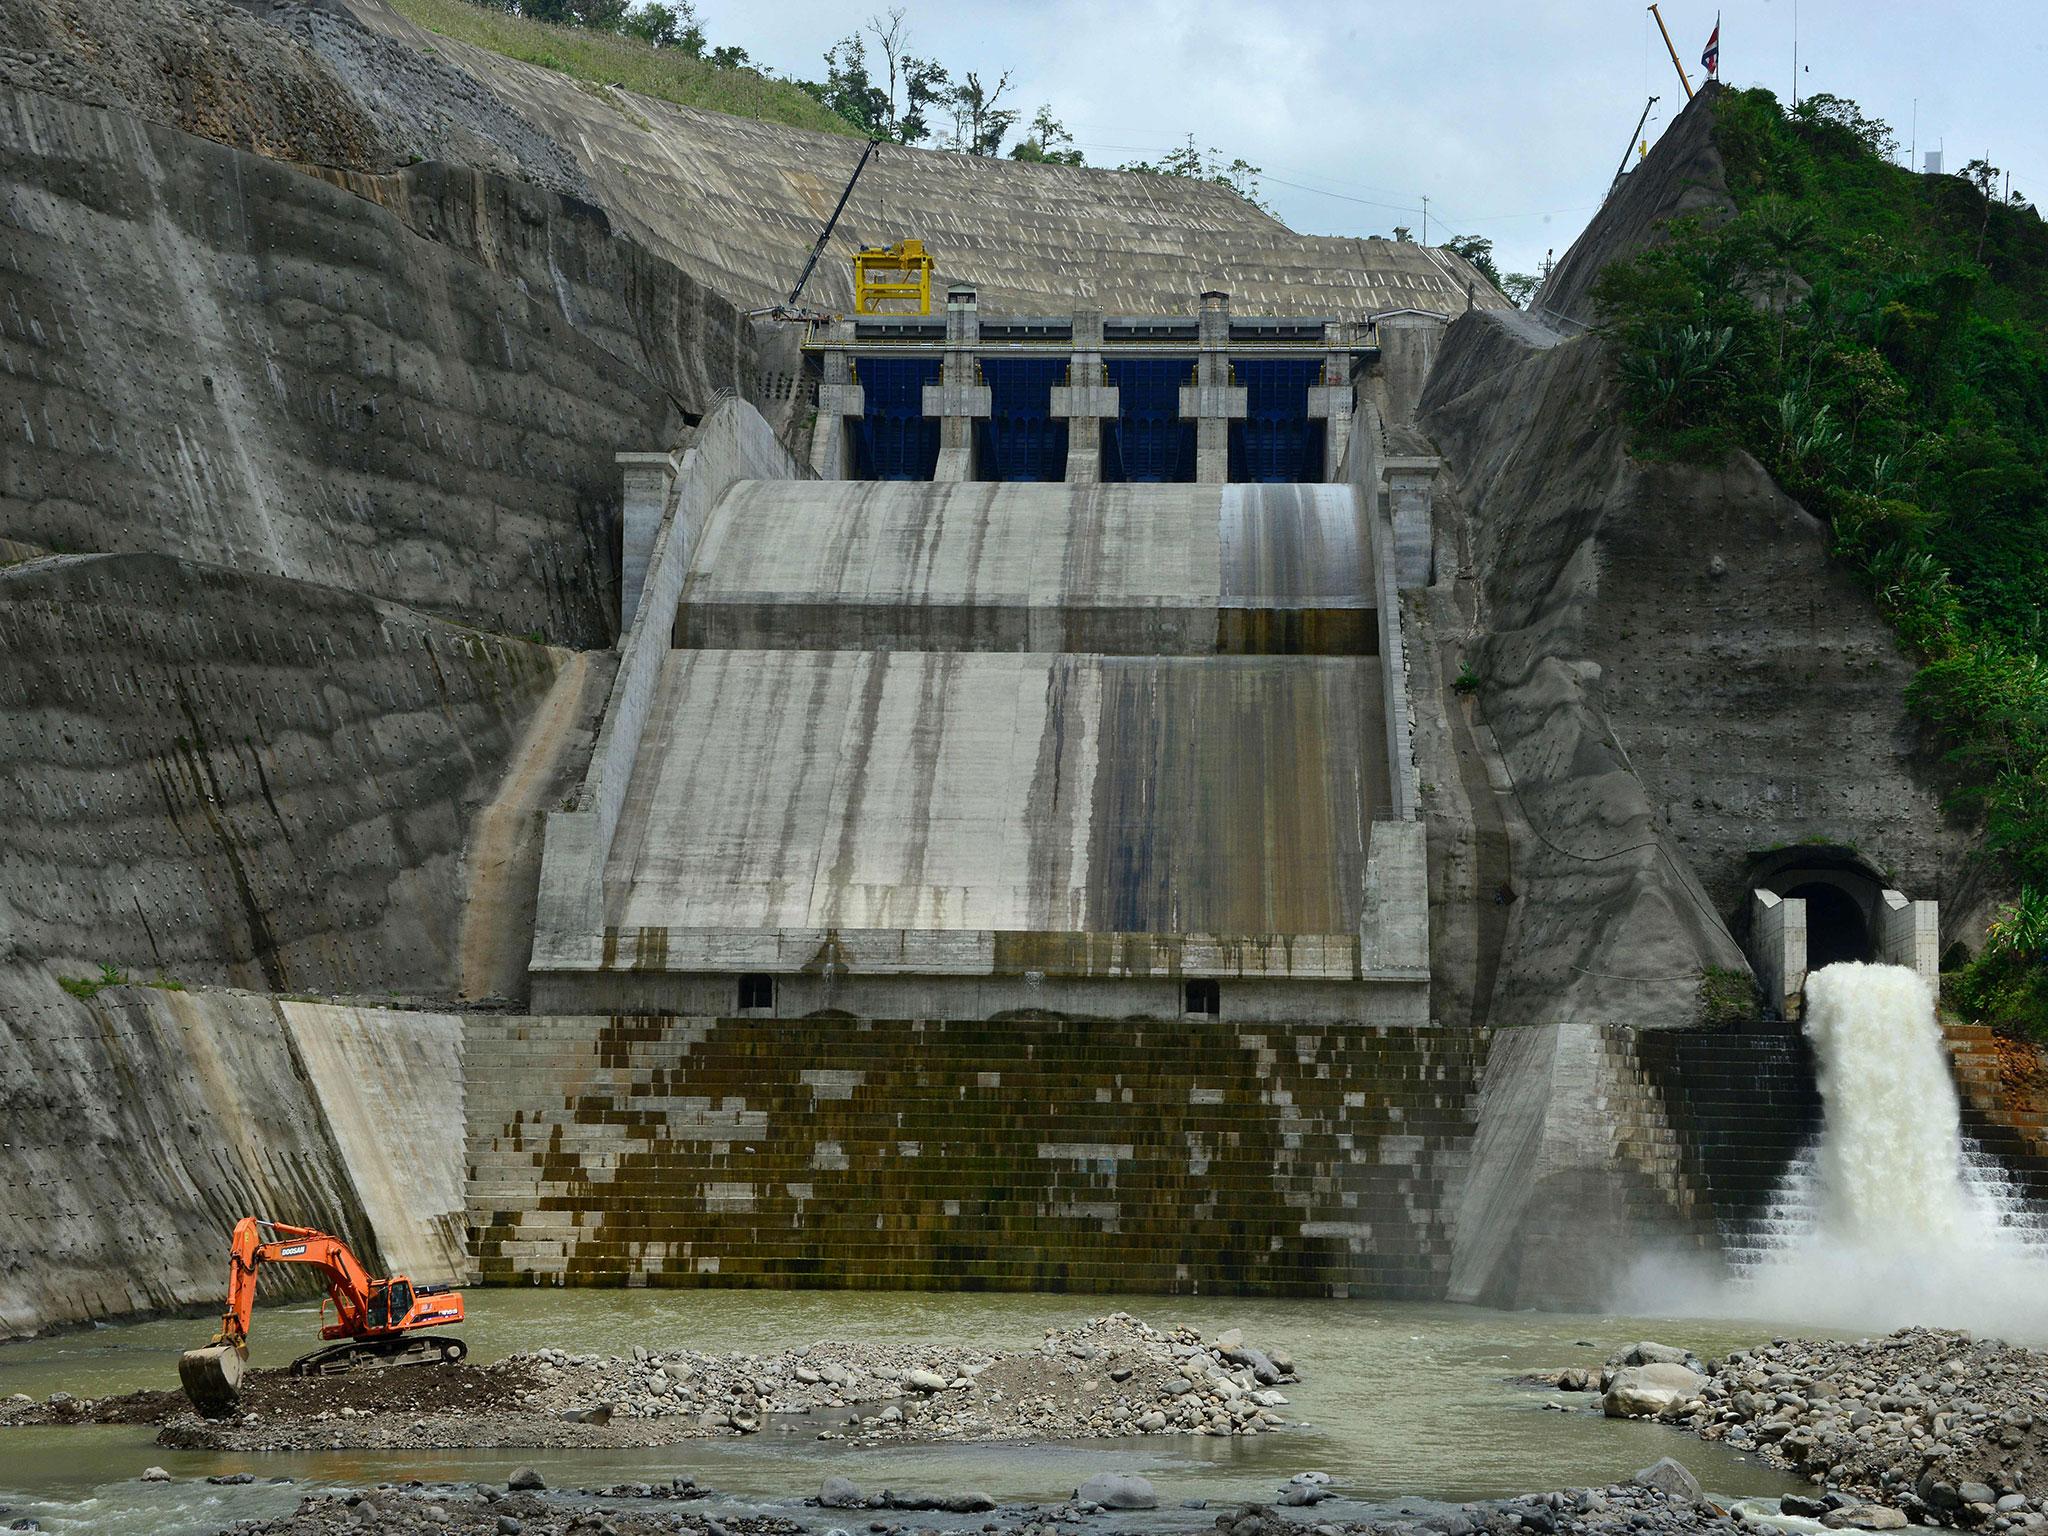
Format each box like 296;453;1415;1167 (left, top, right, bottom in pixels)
529;402;1430;1028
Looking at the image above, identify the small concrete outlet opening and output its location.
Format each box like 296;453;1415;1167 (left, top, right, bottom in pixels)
1785;880;1872;969
1743;847;1939;1018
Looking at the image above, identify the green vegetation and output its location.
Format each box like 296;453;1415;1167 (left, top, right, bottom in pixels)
385;0;861;135
1442;234;1534;304
404;0;1274;195
57;962;128;1000
1116;135;1267;209
1699;965;1762;1027
1453;664;1481;695
1948;889;2048;1035
1592;87;2048;1035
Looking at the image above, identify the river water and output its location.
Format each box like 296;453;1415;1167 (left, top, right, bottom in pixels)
0;1292;1811;1534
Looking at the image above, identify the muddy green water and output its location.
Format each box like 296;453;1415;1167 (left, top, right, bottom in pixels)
0;1293;1814;1535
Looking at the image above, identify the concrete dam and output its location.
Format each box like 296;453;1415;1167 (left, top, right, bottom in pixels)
3;1;2043;1351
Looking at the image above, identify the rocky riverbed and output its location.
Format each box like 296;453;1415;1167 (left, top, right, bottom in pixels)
179;1459;1777;1536
1553;1329;2048;1530
0;1314;1300;1453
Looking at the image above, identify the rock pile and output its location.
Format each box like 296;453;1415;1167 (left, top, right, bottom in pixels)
1679;1331;2048;1529
31;1313;1297;1453
1225;1462;1762;1536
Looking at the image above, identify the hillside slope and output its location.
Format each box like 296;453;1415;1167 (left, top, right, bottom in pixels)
1417;89;1980;1032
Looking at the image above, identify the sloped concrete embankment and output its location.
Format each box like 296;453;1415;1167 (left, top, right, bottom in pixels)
0;982;465;1337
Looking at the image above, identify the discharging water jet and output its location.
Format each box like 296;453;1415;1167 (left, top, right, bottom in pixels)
1730;961;2048;1339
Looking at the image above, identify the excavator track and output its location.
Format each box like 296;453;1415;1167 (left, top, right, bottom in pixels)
290;1334;468;1378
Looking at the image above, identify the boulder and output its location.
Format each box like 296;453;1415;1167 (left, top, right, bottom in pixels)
1821;1506;1908;1530
1216;1329;1245;1354
1916;1473;1962;1511
1631;1457;1703;1504
1556;1368;1591;1392
902;1369;947;1394
506;1468;545;1492
1783;1496;1831;1518
819;1476;864;1509
140;1467;171;1483
1616;1342;1694;1368
1604;1364;1705;1419
1076;1474;1159;1510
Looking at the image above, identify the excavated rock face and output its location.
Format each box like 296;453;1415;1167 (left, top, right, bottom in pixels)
305;160;765;424
1;87;676;644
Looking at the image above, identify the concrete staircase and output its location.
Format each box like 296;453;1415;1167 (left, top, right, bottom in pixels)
1945;1023;2048;1216
464;1015;1487;1297
1603;1022;1824;1269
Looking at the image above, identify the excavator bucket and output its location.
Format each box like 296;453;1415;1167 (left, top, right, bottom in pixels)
178;1343;246;1417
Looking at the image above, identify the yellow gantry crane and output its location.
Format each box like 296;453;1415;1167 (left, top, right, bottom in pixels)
852;239;936;315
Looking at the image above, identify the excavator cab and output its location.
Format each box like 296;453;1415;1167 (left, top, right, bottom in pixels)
365;1278;413;1332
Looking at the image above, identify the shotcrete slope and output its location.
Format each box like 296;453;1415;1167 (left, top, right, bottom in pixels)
0;552;567;993
1533;85;1734;327
0;86;682;643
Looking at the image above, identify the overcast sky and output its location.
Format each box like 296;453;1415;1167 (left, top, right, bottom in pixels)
709;0;2048;280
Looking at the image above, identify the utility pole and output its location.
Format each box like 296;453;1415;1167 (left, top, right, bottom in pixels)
1910;98;1917;171
1793;0;1800;109
1421;194;1429;244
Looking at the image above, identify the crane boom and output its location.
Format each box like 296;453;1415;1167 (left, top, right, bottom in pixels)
786;137;882;308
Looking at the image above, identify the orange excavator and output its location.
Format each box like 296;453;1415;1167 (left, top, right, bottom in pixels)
177;1217;467;1416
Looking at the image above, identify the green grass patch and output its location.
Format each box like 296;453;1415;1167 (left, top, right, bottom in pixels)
57;962;128;1000
1698;965;1761;1027
1593;87;2048;1036
385;0;862;136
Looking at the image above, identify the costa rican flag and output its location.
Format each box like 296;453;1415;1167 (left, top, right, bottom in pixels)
1701;18;1720;77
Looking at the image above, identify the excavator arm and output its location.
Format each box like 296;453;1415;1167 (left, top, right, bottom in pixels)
213;1217;376;1348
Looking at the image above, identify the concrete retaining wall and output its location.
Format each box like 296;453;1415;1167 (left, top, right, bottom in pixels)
1449;1017;1824;1310
465;1014;1486;1296
1344;406;1420;820
533;401;804;968
281;1002;469;1286
0;974;375;1336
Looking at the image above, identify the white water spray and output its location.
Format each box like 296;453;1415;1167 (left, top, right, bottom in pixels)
1732;961;2048;1339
